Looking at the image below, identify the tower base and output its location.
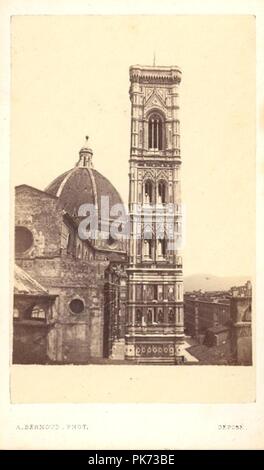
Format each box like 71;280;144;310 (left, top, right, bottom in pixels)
125;335;185;365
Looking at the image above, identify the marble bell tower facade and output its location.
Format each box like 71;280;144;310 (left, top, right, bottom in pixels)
125;64;185;364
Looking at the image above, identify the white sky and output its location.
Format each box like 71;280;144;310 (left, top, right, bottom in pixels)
11;15;255;277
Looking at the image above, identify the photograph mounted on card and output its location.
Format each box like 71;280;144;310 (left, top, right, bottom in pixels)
10;15;255;403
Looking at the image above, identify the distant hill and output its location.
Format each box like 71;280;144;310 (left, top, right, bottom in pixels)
184;274;251;292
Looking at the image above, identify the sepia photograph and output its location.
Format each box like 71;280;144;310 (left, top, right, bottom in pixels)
12;15;254;368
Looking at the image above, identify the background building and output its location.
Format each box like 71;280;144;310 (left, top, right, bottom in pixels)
14;142;127;363
184;295;230;337
184;282;252;365
230;283;252;365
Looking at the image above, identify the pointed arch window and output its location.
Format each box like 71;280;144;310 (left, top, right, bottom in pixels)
31;305;46;320
157;238;166;259
144;180;154;204
168;308;175;323
157;308;164;323
143;239;153;260
157;180;167;204
148;113;163;150
168;285;175;301
147;308;155;324
136;308;142;324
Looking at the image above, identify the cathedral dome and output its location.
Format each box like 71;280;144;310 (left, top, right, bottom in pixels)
46;167;124;218
45;139;124;220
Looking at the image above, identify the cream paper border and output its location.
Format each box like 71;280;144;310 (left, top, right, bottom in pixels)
0;0;263;450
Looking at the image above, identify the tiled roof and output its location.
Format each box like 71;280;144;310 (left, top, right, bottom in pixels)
186;342;235;365
207;325;230;334
14;264;49;296
45;167;124;219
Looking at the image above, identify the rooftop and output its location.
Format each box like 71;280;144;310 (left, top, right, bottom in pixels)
14;264;50;296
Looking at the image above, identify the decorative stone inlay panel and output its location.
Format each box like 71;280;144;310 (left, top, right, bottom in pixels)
135;342;175;357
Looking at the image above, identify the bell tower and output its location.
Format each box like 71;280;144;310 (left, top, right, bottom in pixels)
125;64;184;364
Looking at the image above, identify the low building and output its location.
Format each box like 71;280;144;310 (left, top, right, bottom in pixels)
204;325;230;347
230;281;252;298
184;296;230;337
13;264;57;364
184;281;252;365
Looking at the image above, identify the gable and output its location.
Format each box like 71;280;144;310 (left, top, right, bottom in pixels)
144;89;166;114
15;184;58;201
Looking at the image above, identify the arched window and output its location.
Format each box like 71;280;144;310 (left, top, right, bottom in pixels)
136;308;142;324
157;308;164;323
157;181;167;204
168;285;174;301
147;308;153;324
168;308;175;323
148;113;163;150
144;180;154;204
143;239;152;260
31;305;46;320
157;238;166;259
15;226;33;254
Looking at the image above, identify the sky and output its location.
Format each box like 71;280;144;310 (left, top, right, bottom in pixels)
11;15;255;277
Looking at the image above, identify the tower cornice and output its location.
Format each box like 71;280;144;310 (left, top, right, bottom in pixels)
129;65;182;85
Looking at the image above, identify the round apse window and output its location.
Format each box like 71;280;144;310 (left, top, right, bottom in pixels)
69;298;84;314
15;226;33;254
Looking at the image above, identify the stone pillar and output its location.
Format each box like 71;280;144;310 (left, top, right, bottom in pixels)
230;296;252;365
89;306;103;357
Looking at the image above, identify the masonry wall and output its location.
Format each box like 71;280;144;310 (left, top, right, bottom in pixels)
230;297;252;365
15;186;63;257
13;322;49;364
14;186;109;364
15;256;108;363
184;296;231;337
